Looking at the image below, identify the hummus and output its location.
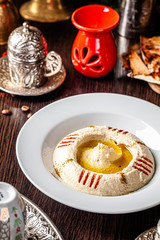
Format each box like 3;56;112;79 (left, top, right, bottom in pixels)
53;126;155;196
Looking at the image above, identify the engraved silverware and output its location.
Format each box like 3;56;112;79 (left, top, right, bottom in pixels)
7;22;62;89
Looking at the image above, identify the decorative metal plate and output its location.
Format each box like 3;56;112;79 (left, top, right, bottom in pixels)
0;56;66;96
22;195;63;240
135;227;160;240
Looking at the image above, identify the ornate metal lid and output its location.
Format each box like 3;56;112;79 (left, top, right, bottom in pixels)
7;22;48;63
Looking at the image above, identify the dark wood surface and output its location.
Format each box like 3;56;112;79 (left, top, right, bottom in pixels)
1;1;160;240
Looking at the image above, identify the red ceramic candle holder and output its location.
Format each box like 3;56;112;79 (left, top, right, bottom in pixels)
71;5;120;78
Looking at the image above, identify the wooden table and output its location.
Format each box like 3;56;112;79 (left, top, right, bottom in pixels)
1;2;160;239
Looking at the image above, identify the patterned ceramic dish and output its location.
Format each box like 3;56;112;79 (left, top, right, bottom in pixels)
0;182;26;240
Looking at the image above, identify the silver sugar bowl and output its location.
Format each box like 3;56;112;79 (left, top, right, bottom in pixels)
7;22;62;89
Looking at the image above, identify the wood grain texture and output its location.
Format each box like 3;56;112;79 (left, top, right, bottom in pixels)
1;1;160;239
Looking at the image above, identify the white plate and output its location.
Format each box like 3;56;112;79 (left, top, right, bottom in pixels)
16;93;160;214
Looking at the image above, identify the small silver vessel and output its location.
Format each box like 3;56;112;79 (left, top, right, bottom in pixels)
7;22;62;89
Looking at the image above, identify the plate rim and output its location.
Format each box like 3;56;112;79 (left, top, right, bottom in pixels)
16;93;160;214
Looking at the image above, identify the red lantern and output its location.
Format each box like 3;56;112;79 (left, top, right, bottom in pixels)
71;5;120;78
